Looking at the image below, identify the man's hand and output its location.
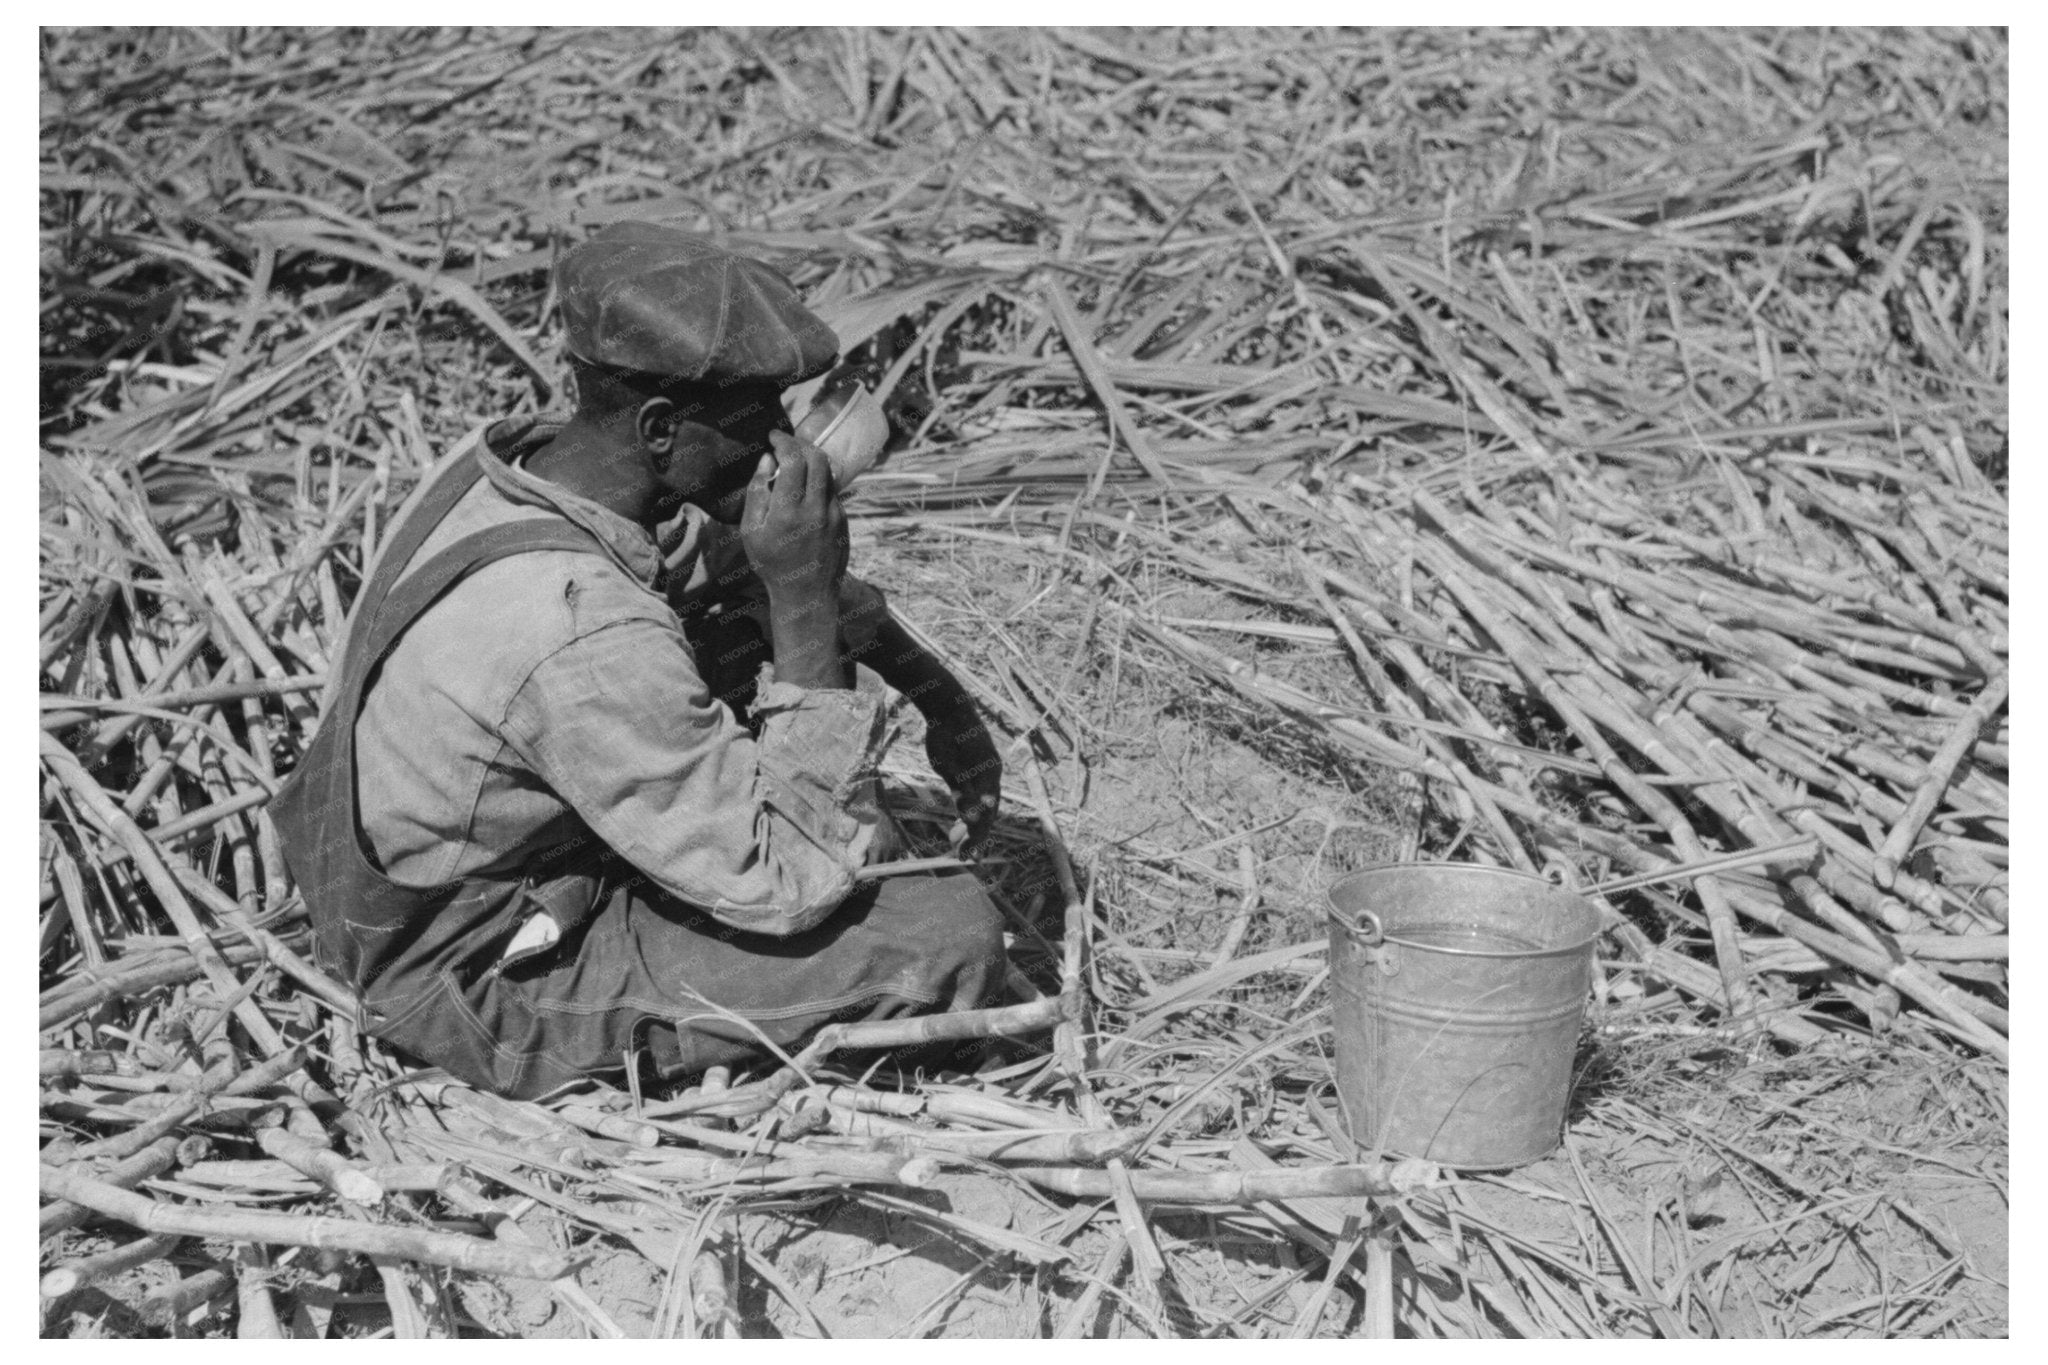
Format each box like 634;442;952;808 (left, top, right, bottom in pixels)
922;701;1001;854
741;433;850;690
739;431;848;598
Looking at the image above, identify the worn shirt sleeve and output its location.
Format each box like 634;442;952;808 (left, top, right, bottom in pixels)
496;616;888;937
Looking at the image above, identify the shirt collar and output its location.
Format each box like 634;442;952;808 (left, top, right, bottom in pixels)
475;417;665;588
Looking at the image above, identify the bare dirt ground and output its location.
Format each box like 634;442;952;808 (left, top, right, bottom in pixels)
792;530;2011;1339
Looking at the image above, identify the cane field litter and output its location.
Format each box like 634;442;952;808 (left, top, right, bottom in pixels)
38;26;2007;1339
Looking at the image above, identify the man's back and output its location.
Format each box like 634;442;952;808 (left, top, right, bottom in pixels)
354;421;670;888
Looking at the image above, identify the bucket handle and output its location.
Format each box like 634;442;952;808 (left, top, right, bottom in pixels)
1330;905;1385;947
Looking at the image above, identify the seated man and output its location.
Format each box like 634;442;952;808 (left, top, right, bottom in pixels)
273;222;1006;1100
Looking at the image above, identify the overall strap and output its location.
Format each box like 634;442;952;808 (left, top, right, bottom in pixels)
337;446;491;671
333;521;604;723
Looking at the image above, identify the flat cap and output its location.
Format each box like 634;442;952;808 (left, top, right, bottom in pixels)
555;222;838;387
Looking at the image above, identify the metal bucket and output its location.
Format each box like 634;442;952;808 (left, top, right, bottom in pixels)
1328;863;1600;1169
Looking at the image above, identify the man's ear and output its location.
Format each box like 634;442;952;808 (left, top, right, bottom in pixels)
635;397;676;462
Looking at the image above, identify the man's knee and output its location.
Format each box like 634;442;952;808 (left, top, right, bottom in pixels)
878;870;1006;1006
944;878;1007;1009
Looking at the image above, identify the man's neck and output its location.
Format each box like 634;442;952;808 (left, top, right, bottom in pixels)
521;417;658;528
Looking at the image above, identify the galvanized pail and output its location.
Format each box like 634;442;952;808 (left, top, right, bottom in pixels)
1327;863;1600;1169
